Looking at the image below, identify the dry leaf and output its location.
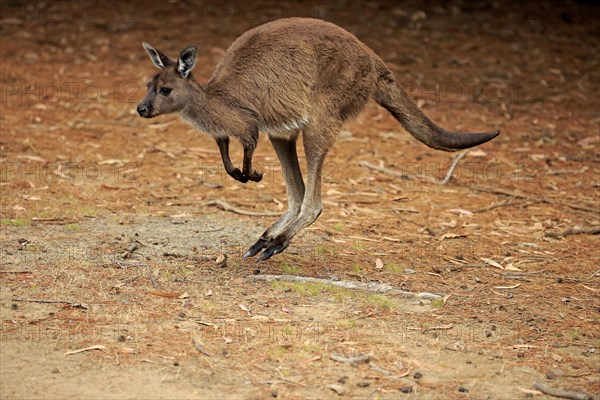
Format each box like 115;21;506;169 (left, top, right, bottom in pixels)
146;291;183;298
375;258;384;270
441;232;466;240
98;159;129;165
494;283;520;289
577;135;600;146
443;294;452;304
480;257;504;269
447;208;474;216
441;219;457;228
215;254;227;267
504;263;522;271
239;304;251;315
177;292;189;299
119;347;137;354
273;198;284;210
169;213;191;218
192;336;211;356
467;149;488;157
519;388;544;395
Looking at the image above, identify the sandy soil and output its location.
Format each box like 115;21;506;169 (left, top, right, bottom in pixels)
1;1;599;399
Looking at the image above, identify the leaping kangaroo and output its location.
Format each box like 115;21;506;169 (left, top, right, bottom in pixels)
137;18;500;262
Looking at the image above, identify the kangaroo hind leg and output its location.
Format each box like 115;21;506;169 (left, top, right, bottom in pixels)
256;123;338;262
244;134;305;258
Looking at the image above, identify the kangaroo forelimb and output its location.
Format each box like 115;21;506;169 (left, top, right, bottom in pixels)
240;129;263;182
242;145;263;182
216;137;263;183
216;137;248;183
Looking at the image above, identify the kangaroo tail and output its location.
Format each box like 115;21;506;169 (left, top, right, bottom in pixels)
373;67;499;151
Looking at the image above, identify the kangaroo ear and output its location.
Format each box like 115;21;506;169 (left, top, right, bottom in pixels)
142;42;174;69
177;46;197;78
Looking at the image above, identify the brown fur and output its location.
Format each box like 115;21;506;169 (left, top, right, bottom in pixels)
137;18;500;261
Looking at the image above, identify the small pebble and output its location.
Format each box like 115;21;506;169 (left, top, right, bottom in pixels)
118;335;126;342
400;386;412;393
458;387;468;393
253;268;260;275
51;368;60;374
546;370;557;380
271;390;278;398
517;351;525;358
413;372;422;379
337;376;347;384
173;361;179;367
485;331;492;338
357;381;370;387
327;384;345;395
11;304;18;310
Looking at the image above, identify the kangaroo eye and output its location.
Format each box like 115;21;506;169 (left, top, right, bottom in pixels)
159;87;172;96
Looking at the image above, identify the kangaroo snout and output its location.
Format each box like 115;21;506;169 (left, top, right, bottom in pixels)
137;103;152;118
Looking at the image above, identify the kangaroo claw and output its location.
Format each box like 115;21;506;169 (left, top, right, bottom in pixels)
257;237;289;262
243;238;270;259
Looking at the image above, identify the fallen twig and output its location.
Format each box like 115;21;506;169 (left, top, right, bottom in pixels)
359;161;413;180
192;337;212;357
545;225;600;238
370;363;410;379
494;283;521;289
471;186;600;214
110;258;157;288
122;242;139;259
248;274;444;300
206;199;280;217
407;324;453;332
473;196;535;213
12;297;89;308
438;150;468;185
445;263;488;271
31;217;79;225
533;382;592;400
330;353;370;365
147;265;158;288
64;345;107;356
0;270;33;274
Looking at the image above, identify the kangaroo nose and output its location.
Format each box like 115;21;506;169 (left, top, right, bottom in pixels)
137;104;148;117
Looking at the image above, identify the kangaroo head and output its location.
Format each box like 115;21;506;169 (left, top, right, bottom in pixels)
137;42;197;118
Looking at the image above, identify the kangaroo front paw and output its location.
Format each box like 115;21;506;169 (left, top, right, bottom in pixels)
228;168;249;183
247;170;263;182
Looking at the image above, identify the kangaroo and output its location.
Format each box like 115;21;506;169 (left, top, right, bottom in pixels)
137;18;499;262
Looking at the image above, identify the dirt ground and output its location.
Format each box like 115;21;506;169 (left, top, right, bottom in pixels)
1;1;599;399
